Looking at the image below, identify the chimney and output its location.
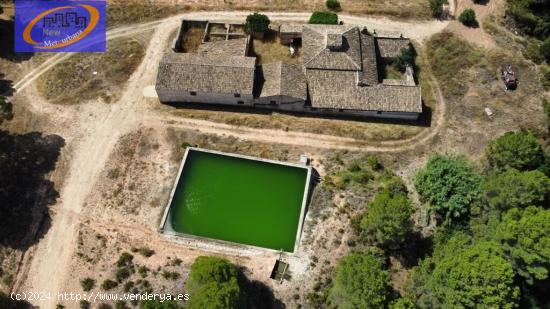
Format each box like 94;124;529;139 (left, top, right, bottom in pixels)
326;32;343;50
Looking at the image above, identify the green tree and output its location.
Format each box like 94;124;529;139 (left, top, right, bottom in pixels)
458;8;477;27
360;190;414;250
328;254;391;309
187;280;243;309
429;0;448;18
309;11;338;25
394;45;417;71
245;13;270;34
414;155;482;223
186;256;245;309
485;131;545;172
430;241;519;308
326;0;341;11
495;206;550;285
407;239;519;308
389;297;417;309
541;38;550;63
187;256;240;290
483;169;550;211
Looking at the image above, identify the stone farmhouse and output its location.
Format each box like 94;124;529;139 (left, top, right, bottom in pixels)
156;21;423;120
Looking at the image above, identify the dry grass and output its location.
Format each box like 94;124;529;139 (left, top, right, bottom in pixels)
105;0;431;27
163;106;424;143
36;36;148;104
250;31;301;65
424;30;547;157
181;27;204;52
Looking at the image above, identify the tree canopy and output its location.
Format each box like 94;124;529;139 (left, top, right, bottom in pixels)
485;131;545;172
308;11;339;25
506;0;550;39
483;169;550;211
414;155;482;223
407;239;519;308
328;253;391;309
187;280;243;309
495;206;550;285
394;45;417;71
360;190;414;250
458;9;477;27
245;13;270;33
429;0;448;18
186;256;245;309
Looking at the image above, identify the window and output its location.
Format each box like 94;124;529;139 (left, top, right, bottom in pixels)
190;91;197;96
234;93;241;98
237;101;244;104
311;108;318;111
270;100;277;105
339;109;344;112
377;111;382;115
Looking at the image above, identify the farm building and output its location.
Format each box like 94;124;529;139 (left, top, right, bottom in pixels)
156;20;423;120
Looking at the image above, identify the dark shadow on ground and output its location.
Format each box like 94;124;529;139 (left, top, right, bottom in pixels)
0;130;65;250
0;19;34;62
392;231;433;268
0;292;34;309
0;73;15;96
245;279;286;309
163;102;432;127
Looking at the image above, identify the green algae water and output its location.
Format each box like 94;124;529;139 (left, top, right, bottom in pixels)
167;149;309;252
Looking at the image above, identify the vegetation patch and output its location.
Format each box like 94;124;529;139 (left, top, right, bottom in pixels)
309;11;338;24
37;37;146;104
426;32;483;99
250;31;301;65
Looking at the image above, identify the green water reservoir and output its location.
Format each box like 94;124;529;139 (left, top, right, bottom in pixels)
163;149;310;252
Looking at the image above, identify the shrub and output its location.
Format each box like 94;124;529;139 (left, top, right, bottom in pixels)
495;206;550;285
360;191;414;250
541;38;550;63
430;242;519;307
459;9;477;27
328;254;391;308
415;155;482;223
80;300;91;309
429;0;448;18
394;45;417;71
506;0;550;39
97;304;113;309
116;267;131;282
483;169;550;211
245;13;270;33
136;247;155;257
116;252;134;267
80;277;95;291
326;0;341;11
523;40;544;64
101;279;118;291
309;11;338;25
485;131;545;171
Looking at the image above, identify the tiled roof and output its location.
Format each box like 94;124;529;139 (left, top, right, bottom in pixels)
260;62;307;100
376;37;410;58
198;37;249;57
280;23;303;34
306;69;422;113
358;32;378;86
302;25;362;71
156;53;256;94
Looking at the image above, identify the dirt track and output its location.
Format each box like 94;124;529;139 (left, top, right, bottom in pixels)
11;11;451;308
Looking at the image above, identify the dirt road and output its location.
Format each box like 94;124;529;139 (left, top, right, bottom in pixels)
12;12;449;308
